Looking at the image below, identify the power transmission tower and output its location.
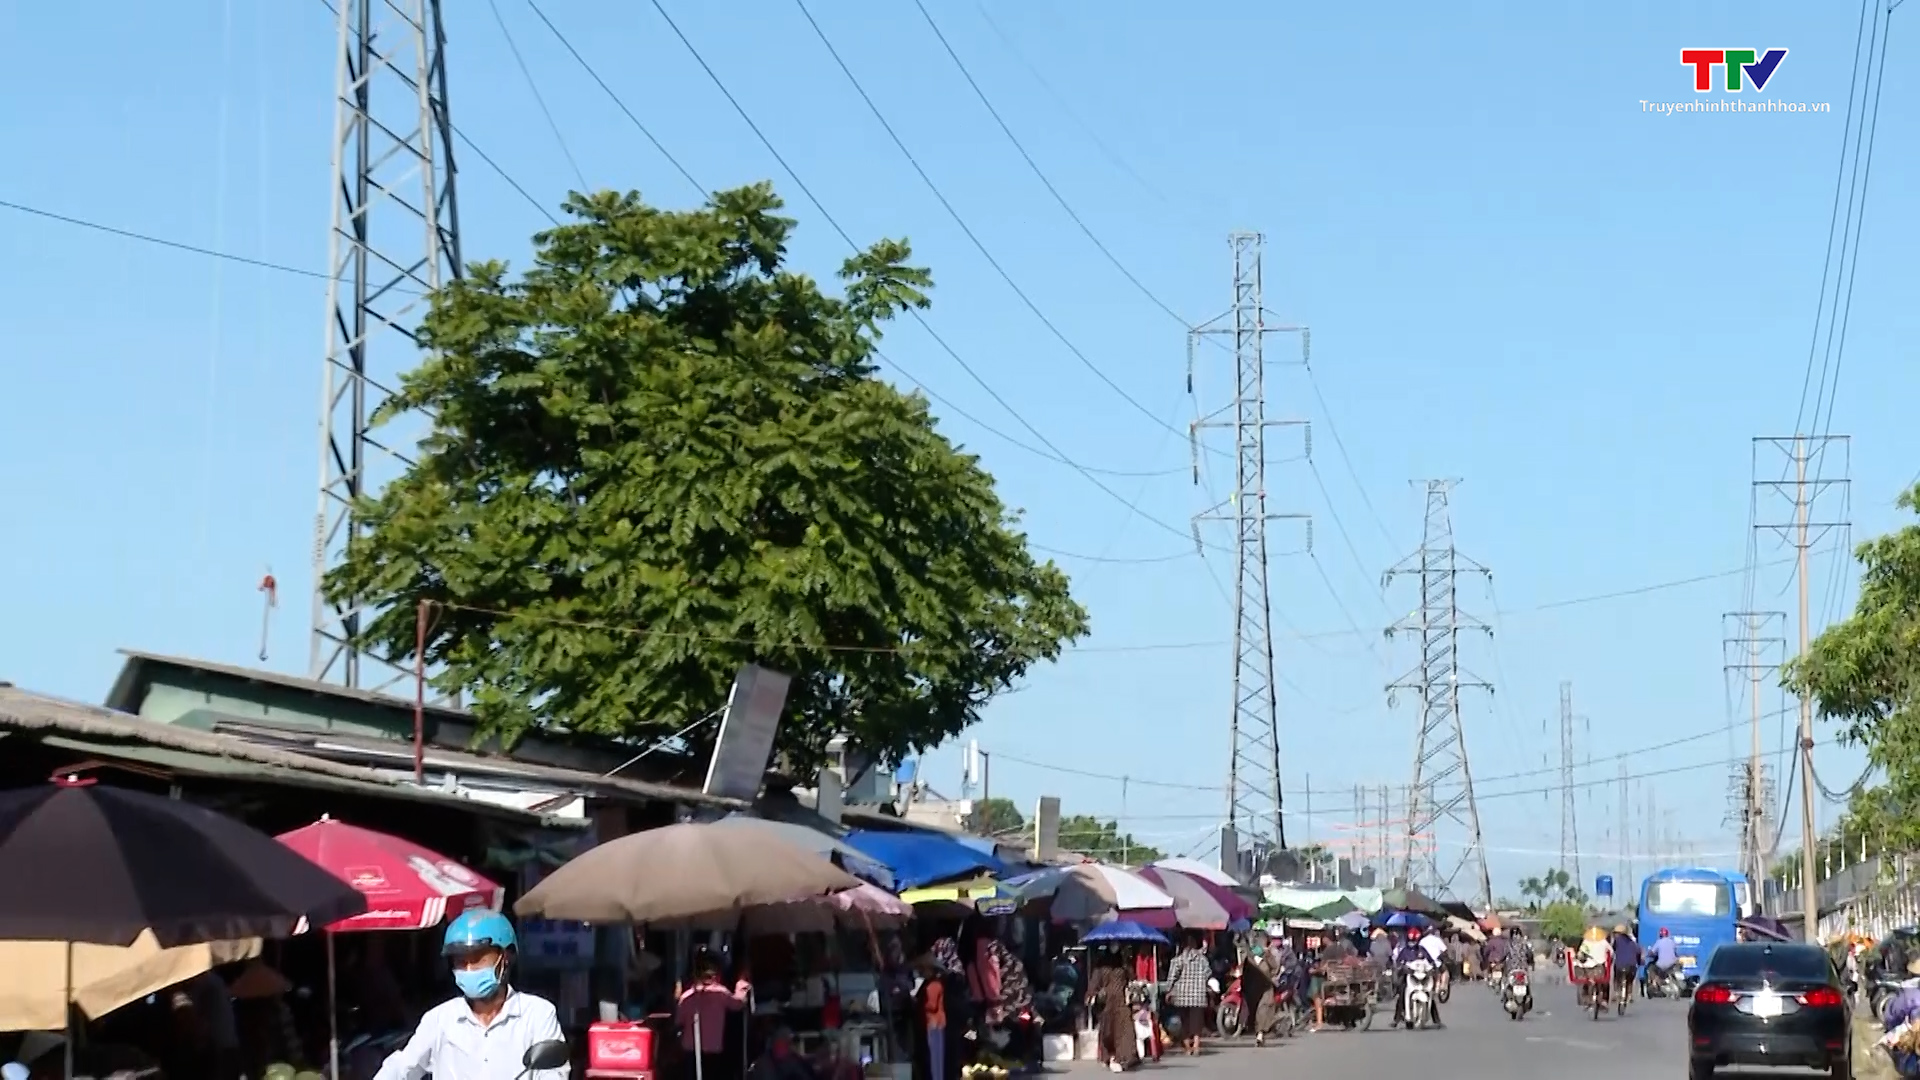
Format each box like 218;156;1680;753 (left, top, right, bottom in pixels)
312;0;464;690
1384;480;1494;907
1723;611;1785;885
1188;232;1310;873
1753;435;1849;939
1619;765;1631;899
1559;681;1580;885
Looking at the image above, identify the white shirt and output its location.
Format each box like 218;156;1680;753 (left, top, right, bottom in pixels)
373;990;569;1080
1577;939;1613;966
1418;936;1446;963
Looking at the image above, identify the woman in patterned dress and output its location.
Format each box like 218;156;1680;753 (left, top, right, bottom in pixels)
1165;933;1214;1056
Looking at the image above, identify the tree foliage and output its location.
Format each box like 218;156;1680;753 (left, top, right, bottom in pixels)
1059;815;1164;865
1784;486;1920;849
968;797;1026;837
325;185;1089;766
961;799;1162;862
1538;901;1588;942
1518;868;1589;910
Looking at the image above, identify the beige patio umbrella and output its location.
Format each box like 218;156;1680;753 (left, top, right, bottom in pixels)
0;931;261;1031
514;821;861;929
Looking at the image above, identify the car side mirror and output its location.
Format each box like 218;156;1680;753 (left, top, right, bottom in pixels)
523;1039;569;1071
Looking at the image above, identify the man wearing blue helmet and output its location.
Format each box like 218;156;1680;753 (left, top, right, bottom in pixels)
373;909;569;1079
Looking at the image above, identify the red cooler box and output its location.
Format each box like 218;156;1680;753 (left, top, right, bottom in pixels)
587;1021;655;1077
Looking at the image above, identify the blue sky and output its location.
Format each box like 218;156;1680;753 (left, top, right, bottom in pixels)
0;1;1912;900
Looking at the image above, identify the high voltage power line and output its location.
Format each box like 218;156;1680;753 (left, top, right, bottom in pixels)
987;703;1801;799
991;745;1799;814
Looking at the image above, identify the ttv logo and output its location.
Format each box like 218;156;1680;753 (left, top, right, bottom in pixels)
1681;48;1788;92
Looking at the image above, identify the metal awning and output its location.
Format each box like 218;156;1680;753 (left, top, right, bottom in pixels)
33;735;581;828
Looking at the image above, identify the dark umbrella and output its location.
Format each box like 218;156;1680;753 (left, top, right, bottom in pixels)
1738;915;1793;943
0;781;369;947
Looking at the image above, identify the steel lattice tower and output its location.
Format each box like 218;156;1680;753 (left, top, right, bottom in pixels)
311;0;463;689
1384;480;1493;905
1189;233;1308;872
1559;681;1580;884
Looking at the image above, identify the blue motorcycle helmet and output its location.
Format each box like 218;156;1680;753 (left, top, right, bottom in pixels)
442;910;517;1001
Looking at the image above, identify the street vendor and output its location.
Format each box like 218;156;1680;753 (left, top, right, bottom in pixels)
372;910;568;1080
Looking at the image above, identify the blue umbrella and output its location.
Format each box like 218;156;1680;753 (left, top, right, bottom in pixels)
1382;911;1431;929
1082;920;1172;946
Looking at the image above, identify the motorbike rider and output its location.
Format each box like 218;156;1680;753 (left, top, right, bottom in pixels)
1392;927;1444;1028
372;910;568;1080
1508;926;1535;971
1646;927;1682;989
1608;924;1642;1005
1484;928;1511;978
1573;926;1612;1003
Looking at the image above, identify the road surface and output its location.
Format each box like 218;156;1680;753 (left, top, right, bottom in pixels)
1118;978;1698;1079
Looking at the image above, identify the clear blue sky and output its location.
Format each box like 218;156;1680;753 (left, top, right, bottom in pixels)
0;1;1912;899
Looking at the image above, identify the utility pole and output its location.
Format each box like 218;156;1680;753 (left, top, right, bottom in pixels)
1723;611;1786;885
1559;681;1580;886
312;0;463;691
1384;481;1494;907
1189;232;1310;864
1753;435;1849;939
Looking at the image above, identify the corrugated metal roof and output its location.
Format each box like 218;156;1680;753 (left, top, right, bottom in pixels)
0;686;573;826
206;717;746;811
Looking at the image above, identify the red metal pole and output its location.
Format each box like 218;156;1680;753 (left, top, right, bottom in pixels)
414;600;428;784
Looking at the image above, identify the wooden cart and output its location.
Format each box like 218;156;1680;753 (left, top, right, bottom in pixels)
1316;959;1387;1031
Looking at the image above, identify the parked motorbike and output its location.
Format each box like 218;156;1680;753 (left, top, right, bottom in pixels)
1216;968;1246;1038
1871;973;1917;1021
1501;968;1532;1021
1402;958;1438;1030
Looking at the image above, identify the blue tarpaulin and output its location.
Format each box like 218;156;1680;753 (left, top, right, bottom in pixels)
844;829;1009;891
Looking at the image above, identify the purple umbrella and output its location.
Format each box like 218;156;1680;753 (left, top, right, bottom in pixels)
1137;866;1255;929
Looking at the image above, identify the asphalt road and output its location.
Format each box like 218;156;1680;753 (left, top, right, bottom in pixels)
1108;977;1698;1079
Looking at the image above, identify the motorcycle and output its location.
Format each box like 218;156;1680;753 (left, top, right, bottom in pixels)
1871;973;1918;1021
1402;957;1438;1030
1500;968;1532;1020
1644;962;1687;1000
1216;969;1246;1038
1486;963;1507;997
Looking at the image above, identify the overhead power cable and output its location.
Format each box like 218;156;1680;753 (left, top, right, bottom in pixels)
789;0;1203;453
633;0;1222;551
905;0;1193;331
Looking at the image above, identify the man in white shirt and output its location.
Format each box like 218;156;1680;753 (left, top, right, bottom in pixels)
374;910;570;1080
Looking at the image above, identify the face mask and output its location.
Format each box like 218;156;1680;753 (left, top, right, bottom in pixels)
453;963;502;1000
1250;946;1264;957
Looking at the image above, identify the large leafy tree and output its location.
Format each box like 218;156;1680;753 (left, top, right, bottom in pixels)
1058;815;1164;864
1784;486;1920;849
326;185;1089;767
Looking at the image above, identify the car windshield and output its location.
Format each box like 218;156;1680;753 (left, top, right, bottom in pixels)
1705;945;1831;982
1646;879;1731;917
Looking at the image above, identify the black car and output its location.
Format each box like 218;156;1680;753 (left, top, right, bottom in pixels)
1688;941;1852;1080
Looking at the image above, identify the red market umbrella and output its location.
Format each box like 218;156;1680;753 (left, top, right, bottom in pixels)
277;816;504;1080
277;816;503;932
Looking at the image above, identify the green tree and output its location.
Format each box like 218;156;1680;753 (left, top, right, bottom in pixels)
1518;868;1589;910
326;186;1090;765
1058;815;1164;864
1784;486;1920;848
968;797;1025;837
1538;900;1587;941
